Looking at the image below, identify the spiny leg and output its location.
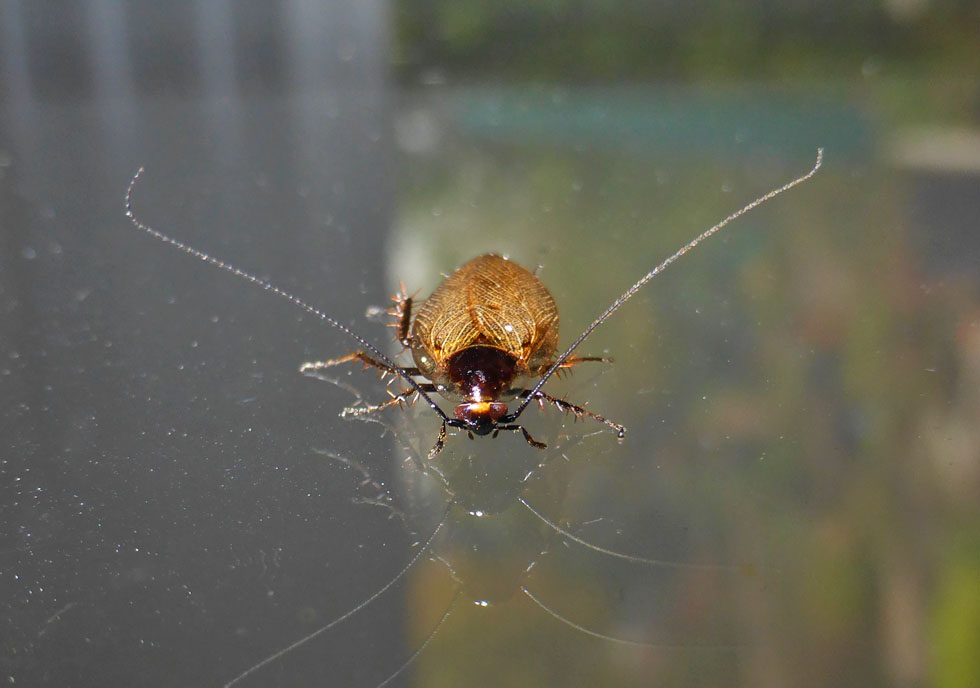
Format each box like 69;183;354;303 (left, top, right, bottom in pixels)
559;355;613;367
550;355;613;379
519;389;626;438
342;383;437;418
387;282;414;348
300;351;420;380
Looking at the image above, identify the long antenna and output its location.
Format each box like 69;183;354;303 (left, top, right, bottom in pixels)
512;148;824;422
125;168;450;423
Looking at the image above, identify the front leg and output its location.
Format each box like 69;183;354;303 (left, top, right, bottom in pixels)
540;354;613;379
494;424;547;449
342;383;438;418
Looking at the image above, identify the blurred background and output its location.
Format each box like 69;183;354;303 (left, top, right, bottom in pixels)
2;1;978;687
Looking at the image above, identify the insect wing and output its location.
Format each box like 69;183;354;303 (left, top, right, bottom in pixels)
414;255;558;370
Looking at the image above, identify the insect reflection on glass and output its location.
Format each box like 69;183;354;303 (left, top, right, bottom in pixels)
126;149;822;462
125;150;822;686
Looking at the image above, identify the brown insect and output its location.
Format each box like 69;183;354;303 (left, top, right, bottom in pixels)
125;149;822;460
300;253;622;455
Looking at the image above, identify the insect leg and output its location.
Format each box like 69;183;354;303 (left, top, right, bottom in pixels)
300;352;421;379
342;383;438;418
556;355;612;377
427;422;448;461
387;282;414;348
496;424;547;450
558;356;612;366
518;390;626;439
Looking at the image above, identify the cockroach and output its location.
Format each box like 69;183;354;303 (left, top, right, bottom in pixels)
300;251;623;455
126;149;822;460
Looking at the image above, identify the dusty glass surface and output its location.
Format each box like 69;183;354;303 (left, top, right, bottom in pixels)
3;3;979;688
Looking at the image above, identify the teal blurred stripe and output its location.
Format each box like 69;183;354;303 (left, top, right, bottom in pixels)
448;85;872;162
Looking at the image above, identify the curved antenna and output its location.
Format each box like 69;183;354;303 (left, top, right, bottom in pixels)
126;168;450;424
223;504;451;687
510;149;824;423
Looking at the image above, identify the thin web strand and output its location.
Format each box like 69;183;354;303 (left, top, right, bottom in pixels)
374;587;461;688
519;497;740;571
223;506;449;687
522;587;738;650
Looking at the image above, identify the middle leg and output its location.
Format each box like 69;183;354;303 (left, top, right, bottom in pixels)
300;351;421;380
518;389;626;438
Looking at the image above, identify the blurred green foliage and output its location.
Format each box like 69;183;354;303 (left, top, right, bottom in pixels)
394;135;979;686
389;3;979;685
395;0;980;84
